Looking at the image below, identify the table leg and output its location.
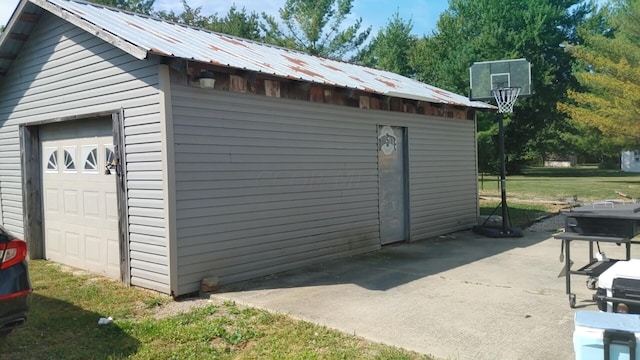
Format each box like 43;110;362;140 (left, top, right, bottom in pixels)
565;239;571;295
626;242;631;260
565;241;577;308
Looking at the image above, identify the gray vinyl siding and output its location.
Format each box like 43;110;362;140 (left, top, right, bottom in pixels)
171;85;478;295
0;13;169;293
409;120;478;239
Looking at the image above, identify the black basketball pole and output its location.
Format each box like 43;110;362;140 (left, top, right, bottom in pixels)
497;112;510;233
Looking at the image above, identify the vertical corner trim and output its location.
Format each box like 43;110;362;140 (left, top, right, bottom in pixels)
159;64;179;296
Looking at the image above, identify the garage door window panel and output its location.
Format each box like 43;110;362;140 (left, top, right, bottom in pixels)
82;145;99;174
44;147;58;173
63;147;77;173
105;145;116;175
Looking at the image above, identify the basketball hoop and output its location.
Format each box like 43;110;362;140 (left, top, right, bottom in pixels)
469;59;530;238
492;87;520;114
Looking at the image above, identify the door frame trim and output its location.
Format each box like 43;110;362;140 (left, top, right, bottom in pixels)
112;109;131;285
19;125;43;258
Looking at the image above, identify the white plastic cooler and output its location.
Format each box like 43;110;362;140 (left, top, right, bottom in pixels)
598;259;640;312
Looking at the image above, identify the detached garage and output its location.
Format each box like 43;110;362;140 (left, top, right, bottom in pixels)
0;0;493;296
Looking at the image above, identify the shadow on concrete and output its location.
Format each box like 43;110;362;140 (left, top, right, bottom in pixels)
219;230;555;293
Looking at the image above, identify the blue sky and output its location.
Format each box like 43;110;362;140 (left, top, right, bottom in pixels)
1;0;610;36
1;0;449;36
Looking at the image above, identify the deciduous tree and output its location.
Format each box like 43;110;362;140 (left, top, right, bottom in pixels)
559;0;640;148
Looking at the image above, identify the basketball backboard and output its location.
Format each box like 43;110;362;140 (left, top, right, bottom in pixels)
469;58;531;101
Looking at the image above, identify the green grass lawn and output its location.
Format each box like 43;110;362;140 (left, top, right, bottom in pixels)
0;261;431;360
479;166;640;202
478;166;640;229
479;200;559;229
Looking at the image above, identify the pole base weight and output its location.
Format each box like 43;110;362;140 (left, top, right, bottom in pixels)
472;225;523;238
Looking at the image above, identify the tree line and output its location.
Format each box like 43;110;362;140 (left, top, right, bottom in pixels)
82;0;639;172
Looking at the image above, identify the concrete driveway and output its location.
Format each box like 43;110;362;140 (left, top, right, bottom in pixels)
212;229;627;359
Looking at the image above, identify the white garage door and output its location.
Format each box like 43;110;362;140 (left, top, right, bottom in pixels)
41;118;120;279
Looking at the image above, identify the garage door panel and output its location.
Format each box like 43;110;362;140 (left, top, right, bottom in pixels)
85;235;102;264
63;189;79;215
45;188;60;212
107;238;120;268
106;192;119;220
46;228;62;255
65;231;81;259
83;191;100;217
41;118;121;279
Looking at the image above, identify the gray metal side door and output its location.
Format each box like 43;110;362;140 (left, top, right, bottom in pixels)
378;125;408;245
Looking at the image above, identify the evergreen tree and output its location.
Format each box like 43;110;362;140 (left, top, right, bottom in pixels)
262;0;371;59
89;0;154;14
155;0;212;29
357;12;417;76
156;1;262;41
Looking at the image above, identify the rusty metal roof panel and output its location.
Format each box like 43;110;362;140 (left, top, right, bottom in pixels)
25;0;494;109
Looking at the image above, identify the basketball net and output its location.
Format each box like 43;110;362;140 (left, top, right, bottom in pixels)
492;87;520;114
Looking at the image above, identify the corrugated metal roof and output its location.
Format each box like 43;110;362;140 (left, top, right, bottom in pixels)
5;0;494;110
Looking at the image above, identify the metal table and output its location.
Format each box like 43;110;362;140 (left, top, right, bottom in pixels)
553;232;632;308
555;202;640;308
